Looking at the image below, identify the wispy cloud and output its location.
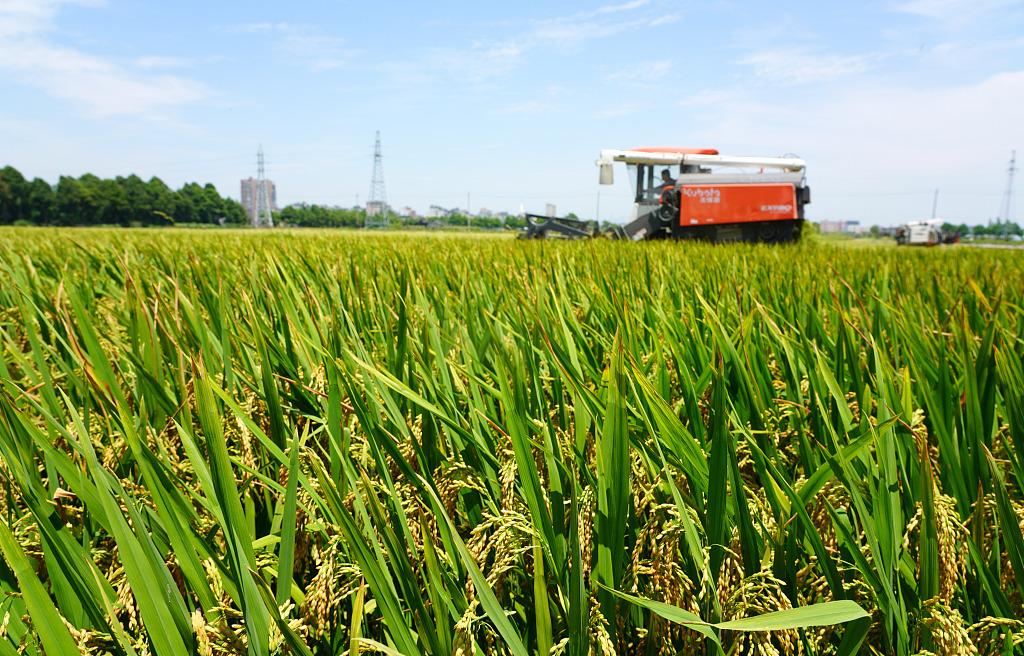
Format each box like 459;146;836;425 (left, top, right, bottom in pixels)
649;13;682;27
0;0;101;37
377;0;675;87
740;48;881;85
225;22;289;34
608;59;672;83
680;69;1024;220
593;0;650;15
425;40;524;81
593;104;641;119
0;0;209;118
528;5;656;51
223;22;360;70
891;0;1021;19
133;55;225;70
490;100;566;117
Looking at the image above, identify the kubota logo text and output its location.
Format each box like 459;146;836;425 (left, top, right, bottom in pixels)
683;187;720;204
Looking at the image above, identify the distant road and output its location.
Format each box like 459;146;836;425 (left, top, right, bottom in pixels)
959;242;1024;250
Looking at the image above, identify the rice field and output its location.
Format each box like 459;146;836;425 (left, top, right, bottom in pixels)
0;227;1022;656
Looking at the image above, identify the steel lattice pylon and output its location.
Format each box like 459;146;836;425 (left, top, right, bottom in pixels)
1000;150;1016;224
365;131;390;229
253;145;274;228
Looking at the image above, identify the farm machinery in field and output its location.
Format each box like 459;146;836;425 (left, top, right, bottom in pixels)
520;147;810;243
894;220;957;246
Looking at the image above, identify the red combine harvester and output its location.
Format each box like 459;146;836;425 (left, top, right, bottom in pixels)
520;147;810;242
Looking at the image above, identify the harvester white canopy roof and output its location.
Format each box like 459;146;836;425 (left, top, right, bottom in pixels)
596;149;805;171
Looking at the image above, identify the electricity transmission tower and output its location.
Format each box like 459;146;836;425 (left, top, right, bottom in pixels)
253;145;274;228
365;131;390;229
1000;150;1016;224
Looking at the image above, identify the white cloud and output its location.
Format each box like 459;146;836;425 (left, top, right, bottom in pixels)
685;70;1024;222
224;22;289;34
490;100;565;117
0;0;209;118
592;0;650;16
740;48;881;85
530;15;650;49
812;70;1024;167
0;0;101;37
422;40;524;82
379;0;670;87
223;22;359;70
892;0;1021;19
608;59;672;82
134;56;200;69
649;13;682;27
8;41;207;117
593;104;641;119
678;89;746;107
279;31;357;70
134;56;186;69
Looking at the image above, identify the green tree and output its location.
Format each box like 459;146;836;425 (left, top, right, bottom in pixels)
120;175;152;225
55;176;85;225
100;179;130;225
0;166;28;224
176;183;204;224
76;174;105;225
146;176;175;225
27;178;55;225
4;170;254;227
222;197;247;225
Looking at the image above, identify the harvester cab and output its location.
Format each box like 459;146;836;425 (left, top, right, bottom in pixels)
597;147;810;243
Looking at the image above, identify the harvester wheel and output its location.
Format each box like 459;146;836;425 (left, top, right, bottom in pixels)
757;223;777;241
658;189;680;221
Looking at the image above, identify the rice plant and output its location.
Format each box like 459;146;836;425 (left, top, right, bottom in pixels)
0;226;1021;655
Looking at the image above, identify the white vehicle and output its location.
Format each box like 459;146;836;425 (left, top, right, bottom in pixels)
895;220;946;246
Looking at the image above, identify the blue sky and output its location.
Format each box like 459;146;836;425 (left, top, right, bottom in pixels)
1;0;1022;225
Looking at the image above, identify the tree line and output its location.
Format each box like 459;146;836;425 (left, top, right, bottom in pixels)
942;221;1023;238
0;166;247;227
1;165;585;231
278;204;531;230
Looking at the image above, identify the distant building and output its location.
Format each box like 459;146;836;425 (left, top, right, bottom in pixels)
426;204;463;218
366;201;388;217
819;220;860;233
240;178;277;221
546;203;557;218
